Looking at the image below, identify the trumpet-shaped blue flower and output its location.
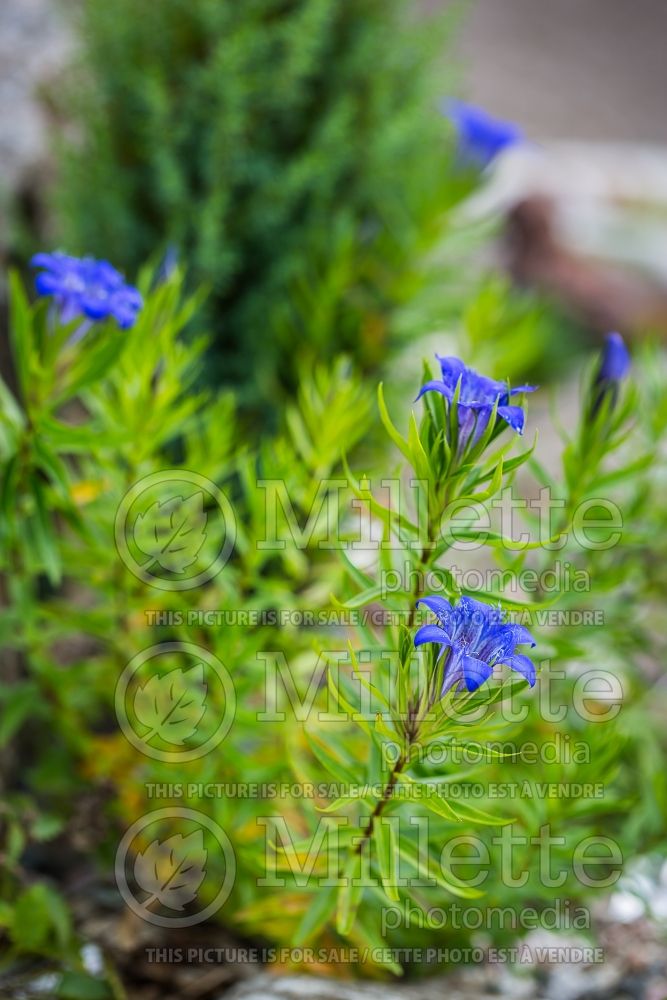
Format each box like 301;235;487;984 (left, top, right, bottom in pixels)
414;594;536;694
444;99;523;169
417;355;536;444
32;252;142;331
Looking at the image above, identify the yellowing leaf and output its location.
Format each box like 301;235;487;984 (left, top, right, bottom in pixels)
70;479;106;506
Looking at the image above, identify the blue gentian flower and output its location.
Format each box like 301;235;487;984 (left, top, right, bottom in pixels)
414;595;536;694
591;332;631;416
417;355;536;445
31;252;143;331
444;99;523;169
598;332;631;383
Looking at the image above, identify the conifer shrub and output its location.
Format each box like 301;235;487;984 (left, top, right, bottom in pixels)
54;0;461;404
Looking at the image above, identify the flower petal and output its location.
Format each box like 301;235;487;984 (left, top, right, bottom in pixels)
416;379;452;402
457;403;477;450
31;252;60;270
457;596;501;622
414;624;452;648
497;404;525;434
416;595;453;629
460;654;494;692
436;355;467;383
510;624;536;648
509;384;538;394
599;332;630;381
35;273;63;296
502;653;536;686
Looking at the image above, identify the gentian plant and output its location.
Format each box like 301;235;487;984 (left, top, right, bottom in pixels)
3;253;667;987
260;353;543;949
0;256;144;585
0;259;376;978
255;329;666;966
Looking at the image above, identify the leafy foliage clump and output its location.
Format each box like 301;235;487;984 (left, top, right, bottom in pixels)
2;265;667;987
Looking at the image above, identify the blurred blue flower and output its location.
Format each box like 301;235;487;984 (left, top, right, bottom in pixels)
598;332;631;382
32;252;143;331
415;595;536;694
417;355;536;445
444;99;523;168
591;332;631;416
157;244;180;285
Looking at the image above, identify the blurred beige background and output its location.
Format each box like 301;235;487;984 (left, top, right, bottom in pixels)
449;0;667;142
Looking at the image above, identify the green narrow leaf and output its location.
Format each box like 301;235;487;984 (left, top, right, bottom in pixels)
397;773;460;822
378;383;411;460
408;411;431;483
331;582;406;610
336;850;364;935
305;730;359;785
373;816;400;901
293;886;337;946
342;454;418;539
338;547;375;591
349;643;391;711
397;842;482;899
326;667;372;736
8;271;32;401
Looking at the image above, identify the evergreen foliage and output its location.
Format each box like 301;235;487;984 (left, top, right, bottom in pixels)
54;0;460;403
